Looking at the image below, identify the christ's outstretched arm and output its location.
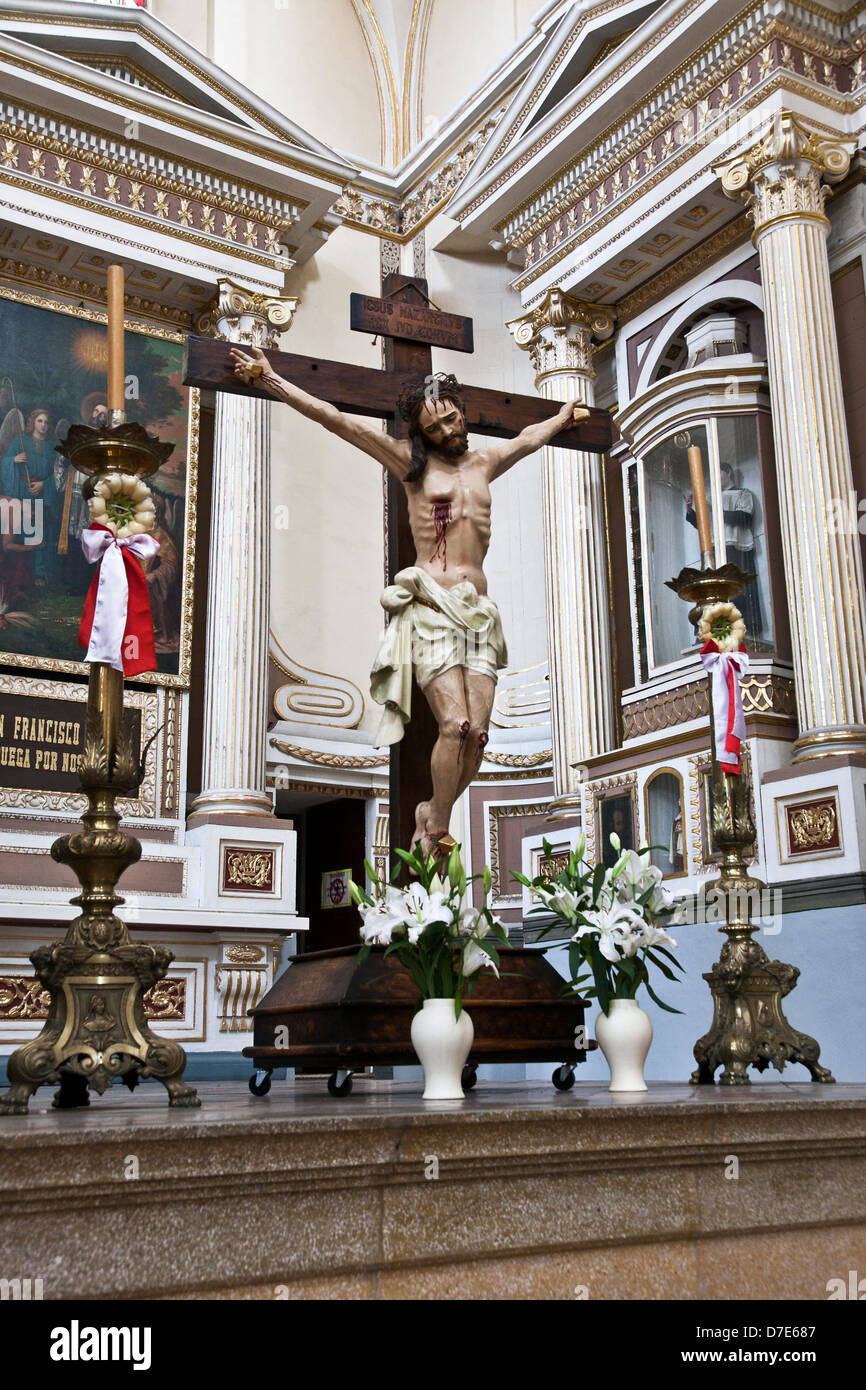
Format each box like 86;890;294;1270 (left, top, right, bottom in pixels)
486;399;591;479
230;346;410;479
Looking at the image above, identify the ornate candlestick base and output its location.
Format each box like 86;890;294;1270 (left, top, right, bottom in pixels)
0;424;199;1115
667;564;834;1087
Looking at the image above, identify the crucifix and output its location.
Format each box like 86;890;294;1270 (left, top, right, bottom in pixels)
184;274;612;870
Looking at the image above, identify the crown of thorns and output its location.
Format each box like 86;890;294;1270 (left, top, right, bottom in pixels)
397;372;464;423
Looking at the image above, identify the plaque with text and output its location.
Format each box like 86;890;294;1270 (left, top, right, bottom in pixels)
0;692;141;792
350;292;474;352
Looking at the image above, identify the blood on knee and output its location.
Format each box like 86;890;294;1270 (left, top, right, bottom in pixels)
458;719;471;759
477;729;489;748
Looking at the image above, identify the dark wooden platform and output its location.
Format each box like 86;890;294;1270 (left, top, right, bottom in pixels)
243;944;594;1091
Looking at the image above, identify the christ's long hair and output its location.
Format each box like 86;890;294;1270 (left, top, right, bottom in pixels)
397;372;466;483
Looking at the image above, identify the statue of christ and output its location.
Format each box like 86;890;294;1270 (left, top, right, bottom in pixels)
231;348;585;855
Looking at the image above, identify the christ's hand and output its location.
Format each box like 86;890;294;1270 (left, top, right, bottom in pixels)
230;347;273;385
554;399;590;431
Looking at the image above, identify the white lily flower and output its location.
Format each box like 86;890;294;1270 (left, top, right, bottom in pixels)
537;882;583;921
573;902;647;962
615;849;662;901
397;883;454;933
463;938;498;977
647;882;674;915
639;922;678;950
358;886;404;946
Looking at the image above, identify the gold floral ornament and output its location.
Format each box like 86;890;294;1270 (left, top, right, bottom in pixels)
88;474;156;539
699;601;745;652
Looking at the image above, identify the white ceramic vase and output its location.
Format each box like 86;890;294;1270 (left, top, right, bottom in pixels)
595;998;653;1092
410;998;474;1100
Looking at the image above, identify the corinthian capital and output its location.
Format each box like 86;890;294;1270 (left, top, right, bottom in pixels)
716;111;853;235
507;288;615;378
196;277;299;347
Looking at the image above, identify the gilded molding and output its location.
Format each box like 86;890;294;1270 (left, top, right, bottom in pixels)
615;215;752;323
0;256;193;327
0;112;300;263
0;678;161;822
623;674;795;739
481;749;552;768
488;800;548;904
270;739;388;770
332;103;507;243
585;771;638;865
506;28;863;292
0;36;338;176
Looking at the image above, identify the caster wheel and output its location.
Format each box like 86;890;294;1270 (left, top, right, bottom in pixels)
327;1071;353;1097
462;1064;478;1091
249;1070;272;1097
552;1065;575;1091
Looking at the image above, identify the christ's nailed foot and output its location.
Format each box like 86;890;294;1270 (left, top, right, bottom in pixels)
411;801;445;863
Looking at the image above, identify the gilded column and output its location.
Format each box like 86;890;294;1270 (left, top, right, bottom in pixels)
508;290;616;818
719;112;866;759
189;278;298;819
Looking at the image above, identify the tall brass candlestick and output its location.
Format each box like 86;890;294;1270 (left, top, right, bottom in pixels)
687;443;714;568
666;562;833;1086
107;264;125;418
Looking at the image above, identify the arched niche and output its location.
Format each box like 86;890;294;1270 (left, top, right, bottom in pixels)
643;768;686;879
636;280;764;395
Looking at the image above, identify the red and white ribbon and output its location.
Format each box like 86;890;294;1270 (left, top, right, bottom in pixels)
700;641;749;774
79;523;159;676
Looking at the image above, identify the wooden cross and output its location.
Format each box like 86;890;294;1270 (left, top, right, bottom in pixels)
184;273;613;871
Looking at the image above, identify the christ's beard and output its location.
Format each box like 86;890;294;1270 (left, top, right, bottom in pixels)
442;434;468;458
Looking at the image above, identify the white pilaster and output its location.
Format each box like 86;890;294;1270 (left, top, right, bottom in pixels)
720;113;866;760
508;290;616;818
189;278;298;819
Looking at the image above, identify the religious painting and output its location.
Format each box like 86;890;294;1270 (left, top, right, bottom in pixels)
596;789;637;868
0;287;196;686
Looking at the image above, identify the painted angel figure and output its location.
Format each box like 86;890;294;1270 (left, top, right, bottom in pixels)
0;405;59;586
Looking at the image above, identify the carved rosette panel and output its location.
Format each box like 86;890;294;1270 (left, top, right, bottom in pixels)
782;795;842;859
0;973;186;1022
221;846;276;895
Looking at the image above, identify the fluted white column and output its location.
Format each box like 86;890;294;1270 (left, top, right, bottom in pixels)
189;278;297;819
508;290;616;817
720;113;866;759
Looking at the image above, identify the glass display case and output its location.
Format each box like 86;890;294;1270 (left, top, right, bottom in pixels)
638;415;774;674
